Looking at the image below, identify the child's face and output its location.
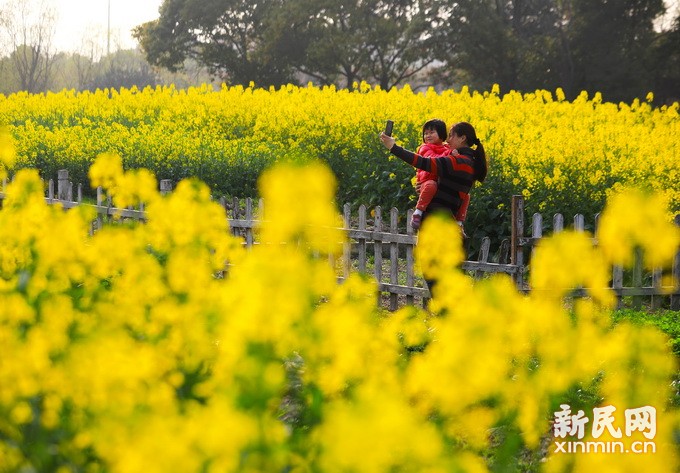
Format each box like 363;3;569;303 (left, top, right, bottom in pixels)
423;128;442;144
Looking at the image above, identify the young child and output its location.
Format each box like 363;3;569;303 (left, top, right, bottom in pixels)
411;119;471;230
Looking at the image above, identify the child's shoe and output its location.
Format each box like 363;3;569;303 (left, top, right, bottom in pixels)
411;213;422;230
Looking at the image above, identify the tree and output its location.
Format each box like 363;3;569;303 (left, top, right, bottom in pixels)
0;55;20;94
650;10;680;104
434;0;667;102
361;0;445;90
0;0;57;93
154;57;218;89
284;0;445;89
564;0;666;102
260;0;369;87
435;0;563;93
70;29;107;91
133;0;295;87
89;49;158;91
134;0;447;89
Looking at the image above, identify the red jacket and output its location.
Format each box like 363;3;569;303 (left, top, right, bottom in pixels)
415;143;451;184
416;143;470;222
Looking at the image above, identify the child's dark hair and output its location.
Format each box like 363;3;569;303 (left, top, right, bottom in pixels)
422;119;447;142
450;121;487;182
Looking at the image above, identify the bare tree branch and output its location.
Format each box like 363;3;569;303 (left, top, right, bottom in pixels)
0;0;57;93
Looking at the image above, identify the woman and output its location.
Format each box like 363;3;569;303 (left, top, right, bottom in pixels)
380;121;487;227
380;121;487;298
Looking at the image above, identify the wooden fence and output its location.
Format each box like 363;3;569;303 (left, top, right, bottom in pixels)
2;170;679;311
511;195;680;311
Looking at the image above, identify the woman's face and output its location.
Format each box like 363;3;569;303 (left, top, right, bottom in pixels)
447;130;467;149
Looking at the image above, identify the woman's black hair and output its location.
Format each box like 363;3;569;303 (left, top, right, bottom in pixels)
450;121;487;182
422;119;448;142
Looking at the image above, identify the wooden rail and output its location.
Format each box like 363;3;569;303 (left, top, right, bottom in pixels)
1;172;678;311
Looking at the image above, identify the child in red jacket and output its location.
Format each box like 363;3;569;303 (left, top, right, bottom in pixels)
411;119;470;230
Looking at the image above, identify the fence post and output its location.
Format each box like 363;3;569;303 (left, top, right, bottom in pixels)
531;213;542;262
632;247;643;310
612;265;624;310
244;198;254;248
57;169;69;200
498;239;510;264
405;209;415;305
389;208;399;311
475;237;491;279
511;195;525;290
651;268;663;310
160;179;173;196
574;214;585;232
342;204;351;280
553;213;564;233
357;205;367;273
373;206;383;307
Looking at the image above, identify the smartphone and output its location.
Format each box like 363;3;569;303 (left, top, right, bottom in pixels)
384;120;394;136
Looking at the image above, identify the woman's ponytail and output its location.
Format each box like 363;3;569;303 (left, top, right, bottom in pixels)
473;141;487;182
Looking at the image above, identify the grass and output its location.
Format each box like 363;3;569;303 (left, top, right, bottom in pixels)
612;308;680;410
611;308;680;358
468;308;680;472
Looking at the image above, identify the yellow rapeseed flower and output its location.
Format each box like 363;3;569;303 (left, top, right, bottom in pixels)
0;152;677;472
530;230;615;307
0;126;16;180
598;187;680;269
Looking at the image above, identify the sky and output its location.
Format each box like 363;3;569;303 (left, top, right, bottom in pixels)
50;0;163;53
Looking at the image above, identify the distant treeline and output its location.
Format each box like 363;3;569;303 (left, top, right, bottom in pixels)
134;0;680;105
1;0;678;105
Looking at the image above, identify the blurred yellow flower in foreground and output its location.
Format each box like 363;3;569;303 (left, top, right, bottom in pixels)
0;155;677;472
598;187;680;269
0;126;16;180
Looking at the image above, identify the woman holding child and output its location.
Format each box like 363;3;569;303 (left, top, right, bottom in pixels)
380;120;487;231
379;120;488;297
